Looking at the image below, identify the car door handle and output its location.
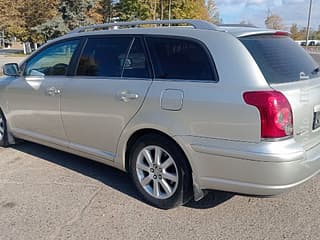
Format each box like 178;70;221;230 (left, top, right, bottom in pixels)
46;87;61;96
118;91;139;102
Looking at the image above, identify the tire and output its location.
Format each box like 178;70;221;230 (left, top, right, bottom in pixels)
0;111;9;147
129;134;193;209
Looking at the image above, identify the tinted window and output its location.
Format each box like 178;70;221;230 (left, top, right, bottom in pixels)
240;35;319;84
122;38;150;78
146;37;216;81
25;40;79;76
77;37;132;77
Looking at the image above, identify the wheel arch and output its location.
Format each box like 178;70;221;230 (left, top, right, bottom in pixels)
124;128;192;174
116;126;205;201
0;105;16;145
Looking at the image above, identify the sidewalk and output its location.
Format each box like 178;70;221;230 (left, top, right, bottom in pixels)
0;48;24;55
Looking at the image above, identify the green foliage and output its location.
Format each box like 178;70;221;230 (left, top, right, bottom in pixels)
115;0;154;21
290;23;301;40
0;0;58;42
289;24;320;41
115;0;213;22
170;0;210;20
59;0;97;29
34;0;98;42
87;0;114;23
32;16;69;42
0;0;220;43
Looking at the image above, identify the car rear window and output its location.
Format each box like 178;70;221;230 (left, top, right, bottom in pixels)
146;37;218;81
240;35;319;84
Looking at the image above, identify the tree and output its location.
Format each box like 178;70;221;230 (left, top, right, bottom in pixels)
316;25;320;40
34;0;98;42
87;0;115;23
1;0;221;43
58;0;97;29
115;0;214;22
265;13;283;30
115;0;154;21
0;0;26;39
0;0;59;42
32;16;69;42
170;0;210;20
207;0;221;24
290;23;301;40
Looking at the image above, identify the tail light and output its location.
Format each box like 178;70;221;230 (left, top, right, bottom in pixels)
273;31;290;36
243;91;293;139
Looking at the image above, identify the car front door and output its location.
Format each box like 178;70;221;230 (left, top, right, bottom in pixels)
6;39;80;144
61;36;152;160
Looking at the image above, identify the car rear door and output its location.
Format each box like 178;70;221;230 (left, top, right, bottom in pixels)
240;34;320;150
61;36;152;160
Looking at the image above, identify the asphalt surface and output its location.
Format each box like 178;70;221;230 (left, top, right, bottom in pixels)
312;53;320;64
1;142;320;240
0;53;319;240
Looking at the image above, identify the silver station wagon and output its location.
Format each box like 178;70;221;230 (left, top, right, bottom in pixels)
1;20;320;209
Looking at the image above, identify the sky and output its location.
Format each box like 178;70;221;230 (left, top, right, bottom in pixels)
215;0;320;30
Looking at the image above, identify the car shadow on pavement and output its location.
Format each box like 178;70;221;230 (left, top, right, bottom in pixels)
12;141;234;209
185;191;234;209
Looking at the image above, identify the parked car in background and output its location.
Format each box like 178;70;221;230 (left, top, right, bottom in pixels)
1;20;320;209
296;40;320;46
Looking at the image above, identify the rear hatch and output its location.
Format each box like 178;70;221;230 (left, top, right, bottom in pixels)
240;34;320;150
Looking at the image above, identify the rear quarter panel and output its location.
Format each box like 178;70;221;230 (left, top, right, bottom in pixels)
116;30;272;168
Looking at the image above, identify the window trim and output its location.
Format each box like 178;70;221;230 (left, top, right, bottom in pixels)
120;37;135;78
144;35;219;83
120;37;153;79
22;38;83;77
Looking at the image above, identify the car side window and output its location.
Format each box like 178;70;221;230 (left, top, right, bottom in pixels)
76;37;132;77
146;37;217;81
122;38;150;79
25;40;79;77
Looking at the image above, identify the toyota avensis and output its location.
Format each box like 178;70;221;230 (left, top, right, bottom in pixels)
1;20;320;209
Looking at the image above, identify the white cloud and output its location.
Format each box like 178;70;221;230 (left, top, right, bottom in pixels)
246;0;267;6
216;0;320;29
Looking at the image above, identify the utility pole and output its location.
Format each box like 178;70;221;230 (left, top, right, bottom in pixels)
153;0;157;20
305;0;313;47
0;31;4;49
168;0;172;21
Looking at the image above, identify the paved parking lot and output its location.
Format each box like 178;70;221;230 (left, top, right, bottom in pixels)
0;53;319;240
0;142;320;240
312;53;320;64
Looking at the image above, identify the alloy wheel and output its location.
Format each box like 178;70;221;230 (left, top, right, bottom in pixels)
135;145;179;200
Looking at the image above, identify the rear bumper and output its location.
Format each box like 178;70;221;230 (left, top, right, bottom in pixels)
175;136;320;195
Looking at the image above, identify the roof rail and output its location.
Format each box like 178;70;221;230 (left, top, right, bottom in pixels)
218;24;257;28
69;19;218;34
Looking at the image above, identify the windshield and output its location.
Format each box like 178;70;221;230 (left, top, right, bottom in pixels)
240;35;319;84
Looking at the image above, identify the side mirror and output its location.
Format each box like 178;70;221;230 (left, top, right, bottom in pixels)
3;63;20;76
